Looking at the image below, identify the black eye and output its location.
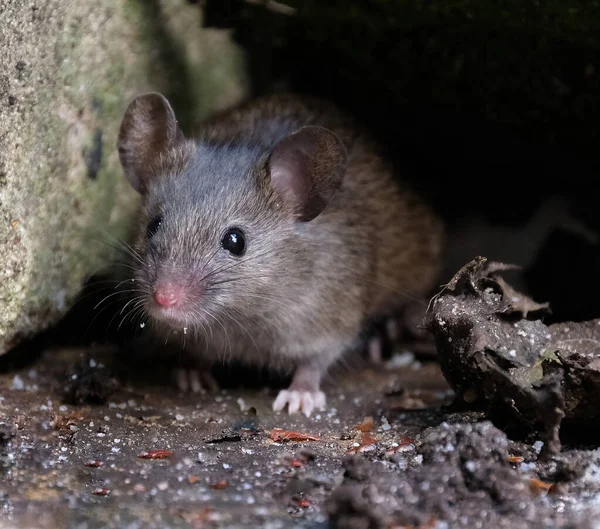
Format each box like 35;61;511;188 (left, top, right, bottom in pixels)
221;228;246;256
146;215;163;238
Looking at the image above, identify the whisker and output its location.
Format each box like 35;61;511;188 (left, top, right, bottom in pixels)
202;247;223;273
116;296;147;331
129;304;150;333
202;248;281;281
85;297;134;338
93;289;138;311
208;275;277;287
203;251;429;307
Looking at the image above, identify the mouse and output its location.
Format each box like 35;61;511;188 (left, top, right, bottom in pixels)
116;91;444;416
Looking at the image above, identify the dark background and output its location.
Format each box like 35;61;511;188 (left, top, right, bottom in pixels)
200;0;600;324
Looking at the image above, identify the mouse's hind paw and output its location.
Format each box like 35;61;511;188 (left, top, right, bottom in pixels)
173;368;219;394
272;389;326;418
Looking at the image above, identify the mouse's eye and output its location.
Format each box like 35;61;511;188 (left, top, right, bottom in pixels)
221;228;246;256
146;215;163;238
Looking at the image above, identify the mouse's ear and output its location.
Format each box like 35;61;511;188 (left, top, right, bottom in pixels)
117;93;185;194
267;126;348;222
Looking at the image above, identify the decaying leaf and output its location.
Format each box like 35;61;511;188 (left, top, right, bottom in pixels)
91;487;110;496
346;432;378;454
425;257;600;456
138;449;173;459
354;416;374;432
269;428;321;442
529;478;553;494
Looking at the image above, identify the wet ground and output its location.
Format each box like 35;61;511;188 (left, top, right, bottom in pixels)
1;346;600;529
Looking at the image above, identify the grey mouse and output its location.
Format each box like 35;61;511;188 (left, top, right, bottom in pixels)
116;92;444;416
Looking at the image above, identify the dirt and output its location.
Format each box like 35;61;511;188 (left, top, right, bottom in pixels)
1;341;600;529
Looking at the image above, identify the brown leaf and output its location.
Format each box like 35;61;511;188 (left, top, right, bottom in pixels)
269;428;320;442
494;275;550;318
138;449;173;459
354;416;374;432
508;455;524;463
91;487;110;496
171;506;216;526
529;477;553;494
51;411;86;431
210;480;229;490
385;436;415;455
346;432;378;454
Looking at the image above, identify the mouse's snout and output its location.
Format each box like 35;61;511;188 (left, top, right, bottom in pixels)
148;276;205;328
153;282;185;308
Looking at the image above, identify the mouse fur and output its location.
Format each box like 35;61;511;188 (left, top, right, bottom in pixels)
116;92;444;416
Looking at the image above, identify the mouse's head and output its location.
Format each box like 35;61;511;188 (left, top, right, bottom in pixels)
117;93;347;330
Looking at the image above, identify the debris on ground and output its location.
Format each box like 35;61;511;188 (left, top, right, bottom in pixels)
327;421;600;529
425;256;600;455
269;428;321;443
1;324;600;527
138;449;174;459
62;351;118;405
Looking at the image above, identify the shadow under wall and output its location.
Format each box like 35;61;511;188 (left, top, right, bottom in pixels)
202;0;600;324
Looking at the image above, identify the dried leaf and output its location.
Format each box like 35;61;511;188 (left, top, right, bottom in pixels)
529;477;553;494
347;432;378;454
385;436;415;455
138;449;173;459
210;480;229;490
269;428;321;442
494;275;550;318
91;487;110;496
51;411;86;431
354;416;374;432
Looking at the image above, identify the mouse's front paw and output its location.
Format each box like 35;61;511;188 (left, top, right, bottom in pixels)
173;368;219;394
272;389;326;417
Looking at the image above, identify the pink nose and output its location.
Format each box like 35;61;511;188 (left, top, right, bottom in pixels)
153;283;184;308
